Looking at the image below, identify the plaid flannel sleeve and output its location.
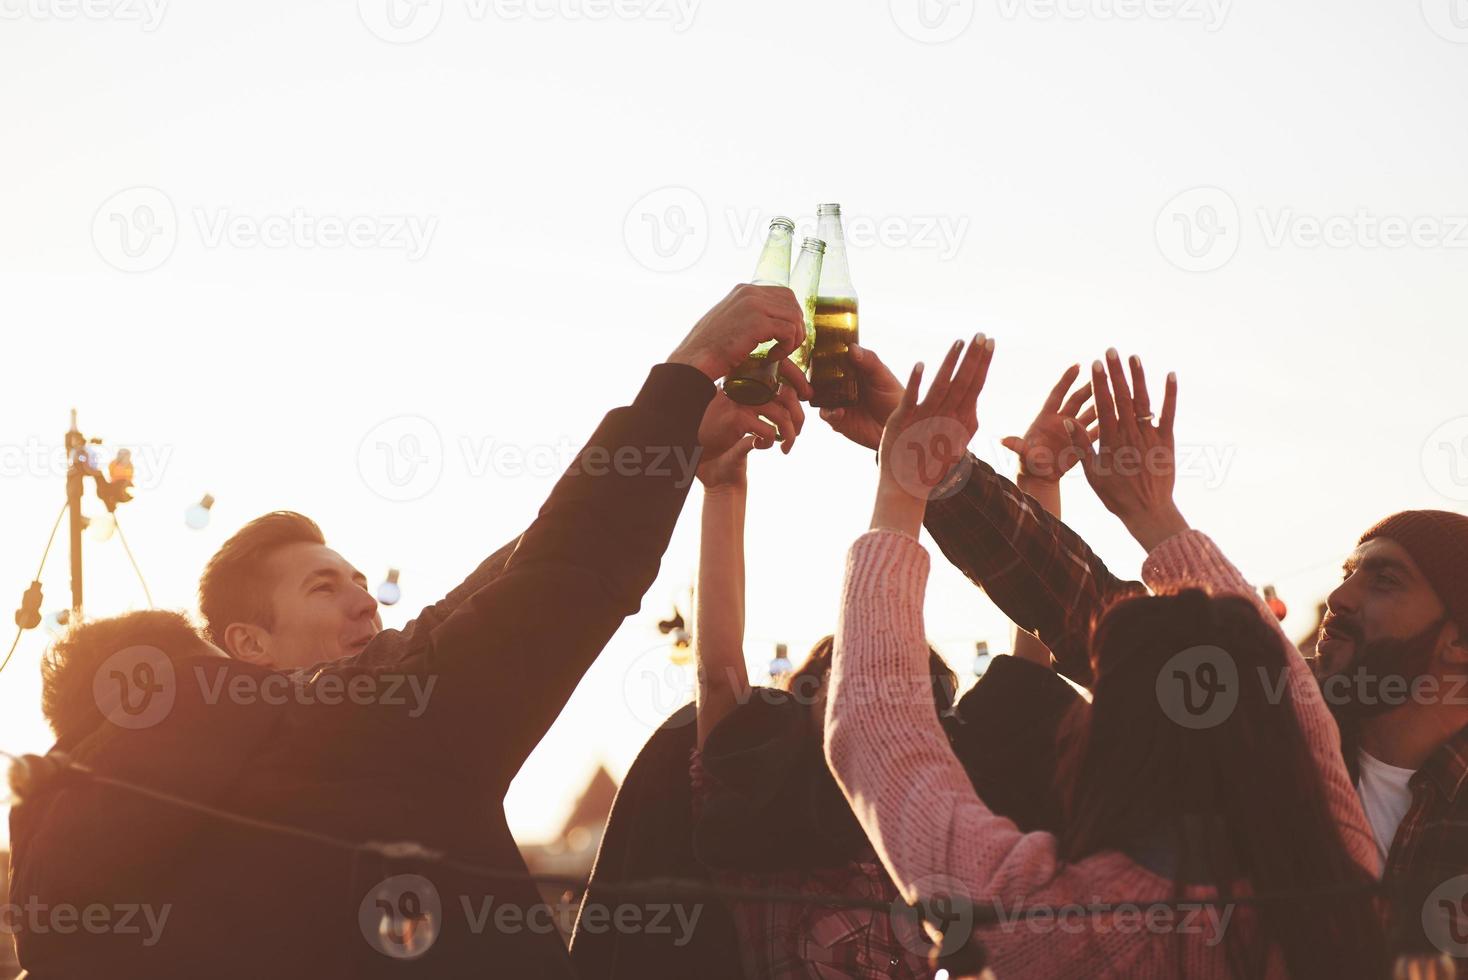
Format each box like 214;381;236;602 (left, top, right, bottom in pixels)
921;452;1143;688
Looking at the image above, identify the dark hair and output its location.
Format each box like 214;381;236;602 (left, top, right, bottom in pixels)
1058;589;1385;979
41;609;208;744
787;634;958;717
198;511;324;651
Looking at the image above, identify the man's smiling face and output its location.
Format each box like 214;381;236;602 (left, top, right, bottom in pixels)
247;541;382;670
1318;537;1447;678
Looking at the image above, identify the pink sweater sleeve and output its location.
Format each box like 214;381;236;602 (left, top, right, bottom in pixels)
824;529;1092;904
1140;530;1379;878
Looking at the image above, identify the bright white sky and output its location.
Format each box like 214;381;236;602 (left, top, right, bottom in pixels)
1;0;1466;846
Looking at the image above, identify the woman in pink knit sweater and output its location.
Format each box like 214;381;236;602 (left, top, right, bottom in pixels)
824;338;1386;979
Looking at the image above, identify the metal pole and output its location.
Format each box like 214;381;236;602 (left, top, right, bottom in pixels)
65;409;84;617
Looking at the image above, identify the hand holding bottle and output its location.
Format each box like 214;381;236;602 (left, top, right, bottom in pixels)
668;284;806;384
817;343;905;450
698;374;806;457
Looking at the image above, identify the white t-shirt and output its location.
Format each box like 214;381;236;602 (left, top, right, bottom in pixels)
1356;749;1417;871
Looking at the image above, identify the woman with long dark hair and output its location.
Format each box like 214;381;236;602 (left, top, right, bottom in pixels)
689;393;960;978
825;337;1385;978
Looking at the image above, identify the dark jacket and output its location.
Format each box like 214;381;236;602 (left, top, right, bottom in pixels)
8;363;714;980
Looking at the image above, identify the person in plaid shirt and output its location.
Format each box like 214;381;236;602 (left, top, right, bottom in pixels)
820;342;1468;974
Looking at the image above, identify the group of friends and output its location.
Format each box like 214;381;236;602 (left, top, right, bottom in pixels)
7;283;1468;979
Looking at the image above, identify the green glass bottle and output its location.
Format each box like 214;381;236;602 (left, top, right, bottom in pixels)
809;203;859;408
788;237;826;375
724;217;795;406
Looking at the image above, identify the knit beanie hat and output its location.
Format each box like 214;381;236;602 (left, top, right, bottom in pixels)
1358;510;1468;633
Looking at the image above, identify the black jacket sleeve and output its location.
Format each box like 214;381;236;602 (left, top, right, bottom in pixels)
356;537;523;667
400;363;713;790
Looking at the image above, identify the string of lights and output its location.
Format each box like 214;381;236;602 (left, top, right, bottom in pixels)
112;514;154;610
2;749;1383;921
2;501;69;677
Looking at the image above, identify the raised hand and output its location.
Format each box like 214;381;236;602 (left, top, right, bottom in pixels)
1065;348;1187;551
668;284;806;383
698;358;808;457
1000;364;1098;482
817;342;906;451
870;335;995;536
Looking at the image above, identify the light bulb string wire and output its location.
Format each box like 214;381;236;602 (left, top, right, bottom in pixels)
111;514;155;609
1;750;1383;924
1;502;70;677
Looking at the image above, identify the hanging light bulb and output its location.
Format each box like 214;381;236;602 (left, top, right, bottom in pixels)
377;568;402;606
658;604;691;665
972;641;991;677
1263;585;1287;621
88;511;117;542
185;493;215;530
43;609;71;635
767;642;793;682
